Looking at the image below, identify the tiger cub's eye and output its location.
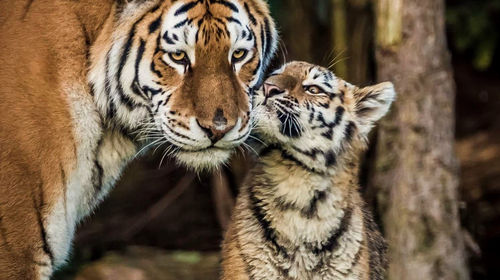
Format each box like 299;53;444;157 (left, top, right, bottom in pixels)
305;85;324;95
232;49;248;62
169;51;188;64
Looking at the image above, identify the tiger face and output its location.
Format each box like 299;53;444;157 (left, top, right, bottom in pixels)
90;0;277;170
253;61;396;174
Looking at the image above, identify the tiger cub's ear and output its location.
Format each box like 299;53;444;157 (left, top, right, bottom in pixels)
354;82;396;136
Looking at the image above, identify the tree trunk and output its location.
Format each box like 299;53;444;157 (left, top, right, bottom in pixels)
347;0;373;85
278;0;314;61
331;0;348;79
373;0;470;279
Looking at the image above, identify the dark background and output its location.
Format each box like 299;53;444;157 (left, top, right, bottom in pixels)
55;0;500;279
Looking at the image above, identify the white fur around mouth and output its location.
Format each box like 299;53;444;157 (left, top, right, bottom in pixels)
174;147;234;172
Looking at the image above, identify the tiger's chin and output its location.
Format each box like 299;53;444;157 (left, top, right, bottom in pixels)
174;148;234;172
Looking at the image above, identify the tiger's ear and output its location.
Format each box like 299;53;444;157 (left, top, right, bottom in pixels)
354;82;396;135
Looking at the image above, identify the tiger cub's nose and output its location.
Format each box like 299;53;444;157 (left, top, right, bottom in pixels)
198;108;234;143
263;83;285;97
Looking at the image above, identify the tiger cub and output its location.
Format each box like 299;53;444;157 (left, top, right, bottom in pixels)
221;61;395;280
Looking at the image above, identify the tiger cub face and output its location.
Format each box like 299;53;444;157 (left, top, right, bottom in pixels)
253;61;395;174
92;0;277;171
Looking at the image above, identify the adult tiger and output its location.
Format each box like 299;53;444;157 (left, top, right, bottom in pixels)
0;0;277;279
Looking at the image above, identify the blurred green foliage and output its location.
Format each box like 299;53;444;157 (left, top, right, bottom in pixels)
447;0;500;70
268;0;499;72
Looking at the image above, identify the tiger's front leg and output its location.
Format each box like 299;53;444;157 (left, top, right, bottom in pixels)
0;199;56;280
0;161;71;280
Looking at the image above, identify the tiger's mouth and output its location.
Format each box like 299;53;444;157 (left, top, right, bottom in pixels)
152;117;251;171
158;131;242;172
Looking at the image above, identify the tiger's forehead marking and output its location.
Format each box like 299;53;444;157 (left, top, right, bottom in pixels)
161;0;252;46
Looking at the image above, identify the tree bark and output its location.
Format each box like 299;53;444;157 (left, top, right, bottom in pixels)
278;0;314;61
347;0;373;84
331;0;348;79
373;0;470;279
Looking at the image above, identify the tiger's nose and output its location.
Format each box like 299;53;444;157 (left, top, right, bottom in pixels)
198;108;235;143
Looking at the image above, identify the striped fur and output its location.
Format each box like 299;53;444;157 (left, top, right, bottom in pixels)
0;1;276;279
221;61;395;279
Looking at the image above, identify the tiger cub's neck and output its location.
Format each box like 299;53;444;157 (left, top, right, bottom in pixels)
249;148;360;249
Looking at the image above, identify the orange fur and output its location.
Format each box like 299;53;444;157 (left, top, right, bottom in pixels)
0;1;113;278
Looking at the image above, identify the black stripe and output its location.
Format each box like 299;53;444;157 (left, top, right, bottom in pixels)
260;24;266;64
60;164;68;222
211;0;239;12
88;81;96;97
174;18;189;28
317;106;345;129
262;17;273;66
312;206;353;255
174;1;199;16
292;146;320;160
321;128;334;140
93;161;104;194
104;52;116;120
143;85;163;96
163;31;175;44
319;101;330;109
274;189;329;219
344;121;356;143
338;89;345;103
244;3;257;25
22;0;35;19
32;183;54;266
154;30;163;54
324;150;337;167
280;149;327;175
150;60;163;78
302;190;328;218
334;106;345;125
0;214;13;253
358;91;379;104
92;137;104;195
148;15;162;34
132;39;149;99
308;110;315;123
76;14;91;63
116;33;141;109
249;188;288;258
226;16;241;25
327;71;334;80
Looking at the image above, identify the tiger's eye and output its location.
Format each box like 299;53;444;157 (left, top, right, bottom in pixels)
306;85;323;95
170;51;187;62
232;49;247;61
